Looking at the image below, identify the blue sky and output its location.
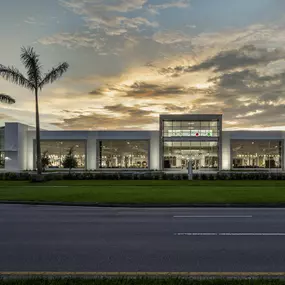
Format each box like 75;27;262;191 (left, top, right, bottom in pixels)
1;0;285;130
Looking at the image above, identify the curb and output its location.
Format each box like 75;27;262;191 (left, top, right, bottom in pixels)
1;201;285;208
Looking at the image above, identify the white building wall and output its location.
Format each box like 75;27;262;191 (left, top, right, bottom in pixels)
4;123;29;171
150;131;160;170
27;131;35;170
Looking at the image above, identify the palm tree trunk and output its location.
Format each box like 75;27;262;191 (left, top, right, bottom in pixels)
35;88;42;175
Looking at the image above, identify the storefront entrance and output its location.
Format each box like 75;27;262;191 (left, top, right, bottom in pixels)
160;114;222;172
163;142;219;171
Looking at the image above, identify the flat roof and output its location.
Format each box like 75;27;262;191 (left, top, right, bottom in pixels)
159;114;222;120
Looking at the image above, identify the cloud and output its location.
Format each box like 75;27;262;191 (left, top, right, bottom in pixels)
37;15;285;131
39;32;105;50
89;90;104;96
152;30;191;45
104;104;152;116
190;45;285;72
45;0;158;56
60;0;147;13
103;28;128;36
163;104;191;112
60;0;157;31
24;16;37;24
148;0;191;14
24;16;46;26
210;69;285;91
159;45;285;77
124;81;188;98
54;103;157;130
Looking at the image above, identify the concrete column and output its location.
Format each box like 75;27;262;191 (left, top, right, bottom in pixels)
150;131;160;170
222;132;231;170
87;137;97;170
4;123;28;171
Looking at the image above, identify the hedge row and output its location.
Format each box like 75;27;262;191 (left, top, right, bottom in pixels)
1;171;285;181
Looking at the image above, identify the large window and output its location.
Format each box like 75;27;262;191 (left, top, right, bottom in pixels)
38;140;86;169
162;120;219;137
99;140;149;169
163;141;219;170
232;140;282;169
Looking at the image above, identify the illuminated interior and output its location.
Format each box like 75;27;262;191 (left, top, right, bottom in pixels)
163;120;219;137
163;141;219;169
99;140;149;169
38;140;86;169
162;118;220;170
231;140;282;169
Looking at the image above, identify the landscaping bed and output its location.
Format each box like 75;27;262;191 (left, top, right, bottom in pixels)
1;171;285;181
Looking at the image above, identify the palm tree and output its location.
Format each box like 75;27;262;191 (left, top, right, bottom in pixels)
0;93;15;104
0;47;69;175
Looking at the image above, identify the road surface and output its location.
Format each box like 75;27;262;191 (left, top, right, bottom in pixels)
1;204;285;273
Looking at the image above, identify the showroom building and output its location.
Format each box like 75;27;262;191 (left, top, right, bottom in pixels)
0;114;284;172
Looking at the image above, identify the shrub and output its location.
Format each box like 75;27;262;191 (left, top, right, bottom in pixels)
41;151;50;172
62;147;78;174
2;170;285;181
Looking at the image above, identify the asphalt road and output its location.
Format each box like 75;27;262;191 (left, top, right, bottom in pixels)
1;204;285;273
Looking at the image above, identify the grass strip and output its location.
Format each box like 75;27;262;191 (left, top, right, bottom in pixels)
1;180;285;204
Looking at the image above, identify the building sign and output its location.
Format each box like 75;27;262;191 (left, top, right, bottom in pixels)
166;130;213;137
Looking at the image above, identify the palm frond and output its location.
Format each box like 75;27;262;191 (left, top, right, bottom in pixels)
20;46;42;87
39;62;69;89
0;94;16;104
0;65;34;90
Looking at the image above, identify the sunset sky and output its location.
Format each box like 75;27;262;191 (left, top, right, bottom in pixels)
1;0;285;130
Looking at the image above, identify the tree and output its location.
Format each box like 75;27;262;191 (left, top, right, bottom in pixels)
62;146;78;174
0;93;16;104
41;150;50;172
0;47;69;175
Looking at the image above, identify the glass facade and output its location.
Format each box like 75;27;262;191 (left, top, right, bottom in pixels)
38;140;86;169
231;140;282;169
163;120;219;137
99;140;149;169
163;141;219;170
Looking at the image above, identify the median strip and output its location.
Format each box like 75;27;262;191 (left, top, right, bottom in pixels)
173;215;253;218
175;232;285;236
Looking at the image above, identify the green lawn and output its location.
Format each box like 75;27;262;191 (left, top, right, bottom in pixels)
0;180;285;204
0;279;285;285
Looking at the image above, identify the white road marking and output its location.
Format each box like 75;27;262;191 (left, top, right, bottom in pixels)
173;215;253;218
175;232;285;236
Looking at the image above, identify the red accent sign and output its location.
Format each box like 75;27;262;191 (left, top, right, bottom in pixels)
196;132;199;137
